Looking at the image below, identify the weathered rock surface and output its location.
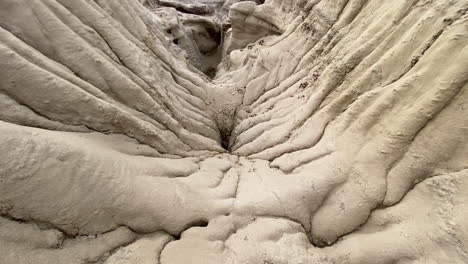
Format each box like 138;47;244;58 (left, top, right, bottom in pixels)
1;0;467;263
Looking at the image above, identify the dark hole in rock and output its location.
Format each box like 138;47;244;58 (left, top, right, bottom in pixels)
205;67;217;79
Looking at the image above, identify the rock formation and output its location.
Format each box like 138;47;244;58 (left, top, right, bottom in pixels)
0;0;467;263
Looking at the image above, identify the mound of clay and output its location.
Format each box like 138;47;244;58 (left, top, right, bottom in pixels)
1;0;467;263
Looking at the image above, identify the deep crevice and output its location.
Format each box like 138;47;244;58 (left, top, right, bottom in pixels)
220;130;231;151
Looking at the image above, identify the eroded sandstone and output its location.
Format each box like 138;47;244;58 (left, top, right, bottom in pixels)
1;0;467;263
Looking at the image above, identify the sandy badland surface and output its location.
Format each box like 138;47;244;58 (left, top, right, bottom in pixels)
0;0;468;263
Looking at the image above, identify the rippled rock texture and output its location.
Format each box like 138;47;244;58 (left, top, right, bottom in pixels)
1;0;468;263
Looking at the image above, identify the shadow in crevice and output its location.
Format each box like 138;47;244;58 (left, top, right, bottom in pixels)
220;130;231;151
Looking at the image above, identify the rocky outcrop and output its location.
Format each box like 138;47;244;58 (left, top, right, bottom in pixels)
1;0;467;263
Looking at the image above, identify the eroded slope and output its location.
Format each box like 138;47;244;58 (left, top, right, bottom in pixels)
0;0;467;263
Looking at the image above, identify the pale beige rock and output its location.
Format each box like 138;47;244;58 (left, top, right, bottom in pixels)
0;226;136;264
105;232;173;264
0;0;467;263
